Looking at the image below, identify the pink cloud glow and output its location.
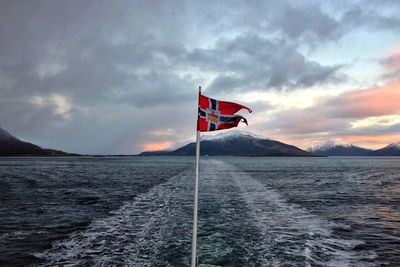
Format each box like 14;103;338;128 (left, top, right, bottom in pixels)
142;141;174;151
384;48;400;70
264;82;400;148
330;82;400;118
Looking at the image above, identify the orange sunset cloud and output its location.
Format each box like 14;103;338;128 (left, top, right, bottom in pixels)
142;141;173;151
265;81;400;149
330;82;400;118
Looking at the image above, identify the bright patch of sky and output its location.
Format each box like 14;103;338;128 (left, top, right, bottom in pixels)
305;29;399;88
351;115;400;129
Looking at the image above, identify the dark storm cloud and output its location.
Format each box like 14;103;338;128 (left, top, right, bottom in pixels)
264;1;342;43
0;0;399;153
192;35;346;93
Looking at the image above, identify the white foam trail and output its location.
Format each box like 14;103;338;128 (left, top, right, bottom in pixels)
34;158;378;266
35;170;194;266
207;159;377;267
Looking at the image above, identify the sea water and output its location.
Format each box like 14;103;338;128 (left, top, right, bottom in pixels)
0;156;399;266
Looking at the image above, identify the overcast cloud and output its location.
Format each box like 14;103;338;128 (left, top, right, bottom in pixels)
0;0;399;153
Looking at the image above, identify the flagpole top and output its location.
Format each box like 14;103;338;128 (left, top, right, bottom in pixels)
198;86;201;92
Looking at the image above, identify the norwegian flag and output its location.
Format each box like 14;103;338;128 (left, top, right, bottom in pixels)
197;91;252;132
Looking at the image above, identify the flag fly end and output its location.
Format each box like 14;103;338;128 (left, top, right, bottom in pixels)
197;92;252;132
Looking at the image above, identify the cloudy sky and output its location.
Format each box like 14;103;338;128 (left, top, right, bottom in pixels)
1;0;399;154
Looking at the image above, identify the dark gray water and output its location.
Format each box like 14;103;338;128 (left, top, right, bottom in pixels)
0;157;399;266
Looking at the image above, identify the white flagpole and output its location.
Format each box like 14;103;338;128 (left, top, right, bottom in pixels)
191;86;201;267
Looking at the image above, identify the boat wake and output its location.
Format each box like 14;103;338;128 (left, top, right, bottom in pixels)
35;159;377;266
35;170;194;266
208;159;378;266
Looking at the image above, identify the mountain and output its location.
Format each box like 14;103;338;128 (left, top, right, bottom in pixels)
0;126;78;156
308;140;373;156
139;131;313;157
371;142;400;156
0;127;18;142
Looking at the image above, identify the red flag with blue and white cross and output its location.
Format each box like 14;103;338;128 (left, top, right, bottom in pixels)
197;91;252;132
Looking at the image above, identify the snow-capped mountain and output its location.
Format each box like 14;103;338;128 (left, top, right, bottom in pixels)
140;131;400;157
308;140;350;152
308;140;373;156
372;141;400;156
139;130;312;157
201;130;268;141
388;141;400;149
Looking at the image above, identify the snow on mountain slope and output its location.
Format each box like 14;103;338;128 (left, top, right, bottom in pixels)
308;140;350;152
201;130;268;141
387;141;400;149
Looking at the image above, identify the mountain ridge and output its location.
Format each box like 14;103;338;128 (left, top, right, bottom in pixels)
308;140;400;156
140;133;400;157
0;126;79;156
308;140;373;156
2;126;400;156
371;142;400;156
139;131;313;157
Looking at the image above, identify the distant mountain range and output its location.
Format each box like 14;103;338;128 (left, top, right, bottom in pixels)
140;132;400;157
2;125;400;157
0;127;78;156
139;131;313;157
308;140;400;156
